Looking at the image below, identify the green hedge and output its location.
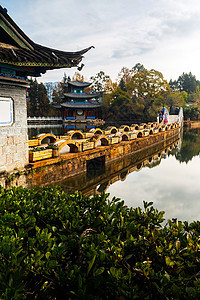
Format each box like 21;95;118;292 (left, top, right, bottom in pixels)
0;185;200;299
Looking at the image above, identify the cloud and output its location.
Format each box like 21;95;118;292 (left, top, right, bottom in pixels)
3;0;200;81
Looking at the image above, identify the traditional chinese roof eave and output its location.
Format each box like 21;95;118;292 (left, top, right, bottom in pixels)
63;92;100;99
61;102;102;109
0;43;93;69
67;80;91;88
0;6;94;76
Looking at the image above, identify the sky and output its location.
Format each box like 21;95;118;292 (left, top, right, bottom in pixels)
2;0;200;83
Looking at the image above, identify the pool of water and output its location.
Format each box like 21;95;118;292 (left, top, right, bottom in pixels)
28;124;200;222
107;153;200;222
106;128;200;222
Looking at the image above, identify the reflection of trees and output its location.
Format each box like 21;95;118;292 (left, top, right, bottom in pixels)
55;137;180;195
175;129;200;163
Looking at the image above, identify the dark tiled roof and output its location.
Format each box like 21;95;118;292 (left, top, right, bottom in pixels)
61;102;102;109
64;92;99;99
68;81;91;88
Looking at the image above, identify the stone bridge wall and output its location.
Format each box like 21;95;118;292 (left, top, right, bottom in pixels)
0;127;180;188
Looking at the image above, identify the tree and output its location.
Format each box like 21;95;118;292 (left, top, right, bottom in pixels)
111;87;132;106
183;106;199;120
131;63;145;74
126;68;170;99
72;72;84;81
176;72;200;94
27;79;51;116
118;67;132;85
102;65;173;122
163;91;187;108
45;82;54;102
102;86;145;122
189;86;200;105
125;66;171;120
104;78;118;94
51;83;62;105
118;78;127;92
37;83;50;116
169;79;179;91
90;71;110;93
27;78;38;116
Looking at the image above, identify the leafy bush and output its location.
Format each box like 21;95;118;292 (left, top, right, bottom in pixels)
0;186;200;299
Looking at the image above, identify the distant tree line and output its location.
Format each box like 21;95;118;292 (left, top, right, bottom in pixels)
27;79;57;117
27;73;82;117
27;66;200;121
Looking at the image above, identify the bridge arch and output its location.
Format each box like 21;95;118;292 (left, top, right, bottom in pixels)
140;123;147;129
149;129;154;135
136;162;143;171
36;133;57;144
137;131;143;138
68;130;84;140
148;156;153;163
94;135;110;147
89;128;103;135
160;125;167;131
158;126;165;132
119;125;130;132
54;139;79;154
147;123;154;128
105;126;118;134
96;181;110;193
131;124;139;130
121;133;129;141
119;170;129;181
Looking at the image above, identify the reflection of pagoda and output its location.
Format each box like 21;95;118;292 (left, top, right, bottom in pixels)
59;80;102;122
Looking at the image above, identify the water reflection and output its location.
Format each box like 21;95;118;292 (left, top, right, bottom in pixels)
55;128;200;222
56;136;180;198
175;128;200;163
29;124;200;222
107;129;200;223
28;122;131;139
28;124;96;139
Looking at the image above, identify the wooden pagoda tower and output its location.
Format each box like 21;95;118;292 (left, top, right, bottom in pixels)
58;80;101;122
0;6;93;172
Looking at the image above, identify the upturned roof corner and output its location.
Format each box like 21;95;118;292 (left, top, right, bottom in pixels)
0;5;94;77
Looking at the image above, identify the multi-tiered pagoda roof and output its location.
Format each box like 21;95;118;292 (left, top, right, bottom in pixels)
60;80;101;108
57;80;102;122
61;80;100;107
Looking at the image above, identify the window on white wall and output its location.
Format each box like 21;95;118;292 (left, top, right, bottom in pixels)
0;97;13;126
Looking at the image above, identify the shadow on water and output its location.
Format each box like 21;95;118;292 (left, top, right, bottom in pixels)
86;156;105;180
55;135;181;196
